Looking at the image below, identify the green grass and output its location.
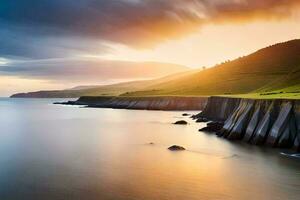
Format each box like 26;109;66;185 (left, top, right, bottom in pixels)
122;39;300;99
226;84;300;99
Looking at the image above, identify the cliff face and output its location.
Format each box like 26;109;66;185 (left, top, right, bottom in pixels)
196;96;241;121
60;96;207;111
197;97;300;152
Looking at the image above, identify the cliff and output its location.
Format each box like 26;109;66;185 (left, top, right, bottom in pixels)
58;96;207;111
196;97;300;152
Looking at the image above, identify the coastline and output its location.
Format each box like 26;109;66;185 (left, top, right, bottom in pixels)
55;96;208;111
57;95;300;153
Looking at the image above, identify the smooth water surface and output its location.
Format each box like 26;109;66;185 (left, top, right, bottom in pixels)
0;98;299;200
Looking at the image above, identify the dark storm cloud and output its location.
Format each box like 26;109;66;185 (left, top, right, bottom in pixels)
0;21;111;59
0;0;299;59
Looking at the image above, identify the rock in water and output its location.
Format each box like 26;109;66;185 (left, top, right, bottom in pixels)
199;122;224;132
182;113;191;116
196;117;209;123
174;120;188;125
168;145;186;151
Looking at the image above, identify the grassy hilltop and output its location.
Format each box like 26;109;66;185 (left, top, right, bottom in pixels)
122;39;300;99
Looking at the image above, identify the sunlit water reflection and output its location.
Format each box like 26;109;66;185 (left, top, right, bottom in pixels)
0;98;299;200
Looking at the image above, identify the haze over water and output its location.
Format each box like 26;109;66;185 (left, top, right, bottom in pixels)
0;98;299;200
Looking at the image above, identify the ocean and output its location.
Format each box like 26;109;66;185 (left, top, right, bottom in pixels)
0;98;299;200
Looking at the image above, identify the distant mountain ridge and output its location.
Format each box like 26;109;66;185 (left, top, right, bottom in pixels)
10;63;191;98
69;85;101;90
10;80;154;98
10;70;197;98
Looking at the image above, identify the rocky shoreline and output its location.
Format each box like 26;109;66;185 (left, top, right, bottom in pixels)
194;96;300;152
57;95;300;152
55;96;208;111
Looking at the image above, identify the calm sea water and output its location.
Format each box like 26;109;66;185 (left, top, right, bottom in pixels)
0;98;299;200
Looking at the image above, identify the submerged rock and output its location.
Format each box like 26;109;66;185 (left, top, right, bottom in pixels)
182;113;191;116
168;145;186;151
174;120;188;125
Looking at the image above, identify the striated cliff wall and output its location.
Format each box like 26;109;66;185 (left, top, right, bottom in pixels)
58;96;207;111
197;97;300;152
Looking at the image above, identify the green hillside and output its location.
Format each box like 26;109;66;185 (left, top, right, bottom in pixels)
123;39;300;98
11;39;300;99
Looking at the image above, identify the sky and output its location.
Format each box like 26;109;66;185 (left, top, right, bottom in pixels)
0;0;300;96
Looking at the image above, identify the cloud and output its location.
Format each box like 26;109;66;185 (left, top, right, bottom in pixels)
0;23;111;59
0;58;188;82
0;0;299;59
